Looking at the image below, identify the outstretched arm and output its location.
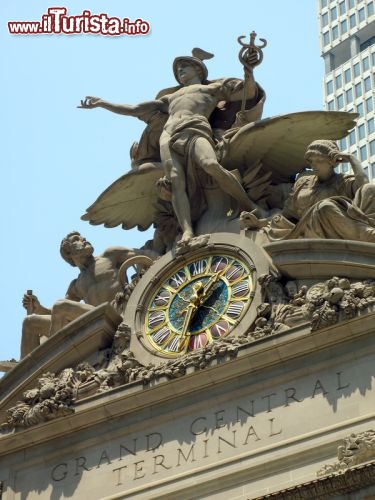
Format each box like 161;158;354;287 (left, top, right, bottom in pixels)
78;96;168;119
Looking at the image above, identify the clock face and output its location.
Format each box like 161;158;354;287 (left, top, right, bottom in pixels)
143;253;255;357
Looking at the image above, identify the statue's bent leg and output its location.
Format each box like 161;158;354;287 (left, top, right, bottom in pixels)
354;184;375;219
193;137;261;214
160;133;194;243
50;299;94;335
21;314;51;359
309;200;375;242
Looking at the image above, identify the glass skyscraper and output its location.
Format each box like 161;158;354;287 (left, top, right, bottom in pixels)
318;0;375;179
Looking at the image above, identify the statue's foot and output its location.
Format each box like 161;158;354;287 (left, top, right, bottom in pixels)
176;230;194;255
179;230;194;246
176;233;211;256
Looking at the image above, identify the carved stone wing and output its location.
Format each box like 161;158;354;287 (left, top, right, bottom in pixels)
222;111;358;182
81;163;164;231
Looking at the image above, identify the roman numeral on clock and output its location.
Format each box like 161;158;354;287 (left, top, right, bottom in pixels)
169;271;186;288
148;311;165;329
211;257;229;273
190;259;207;276
150;326;171;345
153;290;170;307
225;265;244;282
167;336;181;352
226;302;244;318
232;280;250;297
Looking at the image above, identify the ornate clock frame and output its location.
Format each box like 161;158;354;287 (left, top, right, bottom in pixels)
124;232;272;365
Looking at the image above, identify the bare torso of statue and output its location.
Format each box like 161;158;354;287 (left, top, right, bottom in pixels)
21;232;155;359
157;77;260;244
164;81;224;133
69;252;124;306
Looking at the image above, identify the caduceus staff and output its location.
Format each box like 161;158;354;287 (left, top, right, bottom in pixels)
238;31;267;112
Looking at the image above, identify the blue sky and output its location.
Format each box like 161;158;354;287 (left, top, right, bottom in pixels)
1;1;323;366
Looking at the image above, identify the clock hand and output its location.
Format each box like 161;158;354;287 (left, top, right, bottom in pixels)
179;272;225;349
178;303;196;351
178;281;206;351
200;303;221;316
178;271;225;352
176;292;191;304
199;269;225;306
178;274;224;353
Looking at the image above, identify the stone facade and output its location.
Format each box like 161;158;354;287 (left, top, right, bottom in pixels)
1;263;375;498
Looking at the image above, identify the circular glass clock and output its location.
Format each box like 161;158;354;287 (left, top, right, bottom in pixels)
142;252;255;357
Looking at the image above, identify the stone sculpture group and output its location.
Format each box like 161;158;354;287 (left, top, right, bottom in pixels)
15;32;375;367
2;30;375;434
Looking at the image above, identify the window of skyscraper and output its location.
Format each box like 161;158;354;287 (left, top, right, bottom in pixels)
368;118;375;134
357;102;364;116
346;88;353;103
371;163;375;178
355;82;362;97
328;100;335;111
366;97;374;113
330;6;338;21
341;19;348;33
344;68;351;83
360;145;367;161
335;74;343;88
372;52;375;66
321;0;328;7
332;25;339;40
339;1;346;14
362;56;370;71
364;76;372;92
358;123;366;140
368;2;374;16
361;36;375;51
358;7;366;22
323;31;330;46
349;130;356;145
370;140;375;156
354;62;360;77
348;0;356;8
349;13;356;28
322;12;329;27
340;138;347;150
326;80;334;94
337;94;344;108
